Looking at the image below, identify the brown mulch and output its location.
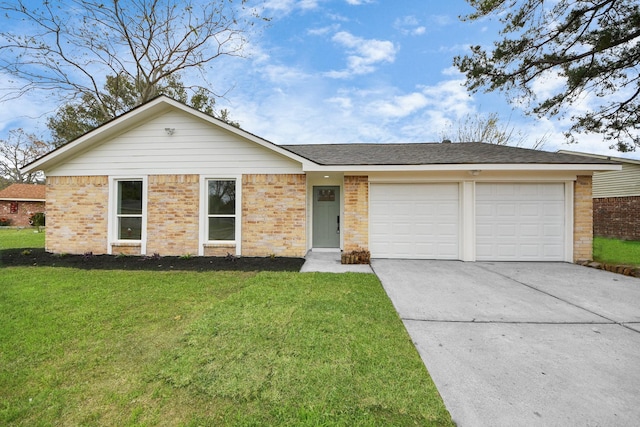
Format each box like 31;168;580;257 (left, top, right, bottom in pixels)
0;248;305;272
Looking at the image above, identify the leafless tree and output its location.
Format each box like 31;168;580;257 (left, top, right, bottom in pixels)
0;0;267;115
0;129;53;183
440;112;548;149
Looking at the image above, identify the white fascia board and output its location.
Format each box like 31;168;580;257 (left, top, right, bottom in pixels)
302;163;622;173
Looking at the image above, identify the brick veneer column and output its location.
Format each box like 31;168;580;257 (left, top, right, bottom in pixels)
46;176;109;254
146;174;200;256
343;175;369;253
574;175;593;262
242;174;306;257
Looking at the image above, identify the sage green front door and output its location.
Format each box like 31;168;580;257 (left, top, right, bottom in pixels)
312;186;340;248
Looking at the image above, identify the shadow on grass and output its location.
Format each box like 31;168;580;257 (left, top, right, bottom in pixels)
0;248;305;272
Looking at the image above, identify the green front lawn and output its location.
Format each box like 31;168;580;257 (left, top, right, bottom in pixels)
0;265;453;426
593;237;640;266
0;227;45;250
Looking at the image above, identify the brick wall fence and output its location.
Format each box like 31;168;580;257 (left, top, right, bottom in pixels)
0;200;45;227
594;196;640;240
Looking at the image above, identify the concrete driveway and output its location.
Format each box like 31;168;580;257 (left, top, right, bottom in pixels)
372;260;640;427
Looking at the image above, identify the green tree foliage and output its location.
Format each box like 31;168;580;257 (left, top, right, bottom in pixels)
455;0;640;151
48;74;239;145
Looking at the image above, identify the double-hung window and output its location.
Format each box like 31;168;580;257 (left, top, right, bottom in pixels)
116;180;143;240
207;179;236;241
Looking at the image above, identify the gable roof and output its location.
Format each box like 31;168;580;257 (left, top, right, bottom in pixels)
282;142;619;166
20;95;312;174
0;183;46;201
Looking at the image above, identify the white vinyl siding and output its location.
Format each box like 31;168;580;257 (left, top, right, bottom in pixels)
370;183;459;259
476;183;565;261
47;110;303;176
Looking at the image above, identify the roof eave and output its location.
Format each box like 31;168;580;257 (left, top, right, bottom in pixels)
302;163;623;172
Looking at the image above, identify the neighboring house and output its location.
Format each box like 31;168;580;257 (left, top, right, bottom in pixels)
559;150;640;240
21;96;619;262
0;183;46;227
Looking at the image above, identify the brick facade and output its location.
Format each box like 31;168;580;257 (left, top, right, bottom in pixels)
343;175;369;253
45;174;307;257
0;200;45;227
594;196;640;240
146;174;200;255
573;175;593;262
241;174;307;257
46;176;109;254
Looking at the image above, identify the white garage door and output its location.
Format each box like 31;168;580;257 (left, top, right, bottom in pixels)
476;183;565;261
370;183;459;259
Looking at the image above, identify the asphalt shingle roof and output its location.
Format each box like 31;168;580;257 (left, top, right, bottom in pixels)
0;183;46;200
280;142;618;166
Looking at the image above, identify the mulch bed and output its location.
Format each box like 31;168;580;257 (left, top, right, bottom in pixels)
0;248;305;272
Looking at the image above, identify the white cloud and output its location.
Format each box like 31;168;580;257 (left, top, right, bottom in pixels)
262;0;319;14
368;92;429;118
394;16;427;36
325;31;396;78
307;24;341;36
345;0;373;5
420;79;475;119
412;26;426;35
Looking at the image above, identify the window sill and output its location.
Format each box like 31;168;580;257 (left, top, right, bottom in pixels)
204;242;236;248
111;241;141;247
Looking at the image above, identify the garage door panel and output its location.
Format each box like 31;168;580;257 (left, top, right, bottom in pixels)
370;183;459;259
476;183;565;261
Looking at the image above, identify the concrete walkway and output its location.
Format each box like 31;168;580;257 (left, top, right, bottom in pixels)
300;250;373;273
372;259;640;427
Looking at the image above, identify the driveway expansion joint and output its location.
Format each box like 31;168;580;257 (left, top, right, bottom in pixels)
475;263;620;325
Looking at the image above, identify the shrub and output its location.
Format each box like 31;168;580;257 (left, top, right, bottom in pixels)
0;217;11;226
29;212;45;227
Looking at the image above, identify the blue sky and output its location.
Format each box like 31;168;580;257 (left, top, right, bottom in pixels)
1;0;636;159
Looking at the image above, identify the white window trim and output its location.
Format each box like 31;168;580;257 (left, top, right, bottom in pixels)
108;176;148;255
199;176;242;256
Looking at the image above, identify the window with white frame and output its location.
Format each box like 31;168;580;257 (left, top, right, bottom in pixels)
207;179;236;241
116;180;143;240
